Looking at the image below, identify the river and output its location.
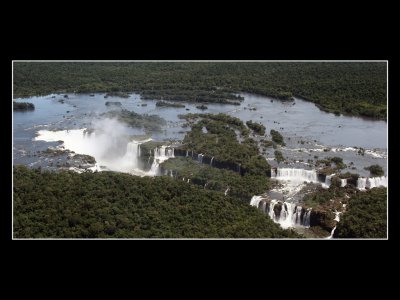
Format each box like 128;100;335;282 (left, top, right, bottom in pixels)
13;92;387;177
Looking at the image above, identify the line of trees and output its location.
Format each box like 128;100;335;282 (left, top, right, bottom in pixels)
13;62;387;119
13;165;298;238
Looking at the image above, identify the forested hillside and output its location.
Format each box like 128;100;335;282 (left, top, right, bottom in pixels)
13;62;387;119
334;188;387;238
13;166;299;238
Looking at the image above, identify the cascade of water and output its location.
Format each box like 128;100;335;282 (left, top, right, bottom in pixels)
186;150;189;157
275;168;318;183
210;157;214;166
303;208;312;227
367;176;387;189
148;145;175;175
224;187;230;196
322;173;335;188
149;162;159;175
198;153;204;164
357;176;387;190
250;196;264;208
357;177;367;190
334;211;341;222
251;197;310;229
326;226;336;239
124;141;141;169
340;178;347;187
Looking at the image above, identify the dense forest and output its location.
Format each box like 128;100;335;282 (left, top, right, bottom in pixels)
13;165;299;238
13;62;387;119
161;157;270;203
334;188;387;238
178;113;270;176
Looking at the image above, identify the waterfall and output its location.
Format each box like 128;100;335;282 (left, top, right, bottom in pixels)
170;170;173;177
149;161;160;176
187;178;190;183
357;177;367;190
198;153;204;164
186;150;189;157
325;210;342;239
334;211;341;222
148;145;175;176
322;173;335;189
250;196;311;229
273;168;319;183
340;179;347;187
326;226;337;239
124;141;141;169
224;187;230;196
210;156;214;166
250;195;264;208
303;208;312;227
367;176;387;188
357;176;387;190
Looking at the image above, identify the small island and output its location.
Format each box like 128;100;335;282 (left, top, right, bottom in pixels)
196;104;208;110
156;101;185;108
105;101;122;107
13;102;35;111
104;91;130;98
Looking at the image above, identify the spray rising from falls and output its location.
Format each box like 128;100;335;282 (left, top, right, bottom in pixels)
34;118;169;176
250;196;311;229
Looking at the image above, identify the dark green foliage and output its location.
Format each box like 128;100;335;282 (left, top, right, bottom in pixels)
180;113;247;133
274;150;285;163
334;188;387;238
100;109;166;133
364;164;384;177
105;101;122;107
161;157;270;202
261;140;273;148
179;114;269;175
329;156;346;170
156;101;185;108
330;157;343;164
303;185;345;208
13;165;298;238
13;102;35;111
246;120;266;135
196;104;208;110
105;91;129;98
140;141;165;156
13;62;387;119
270;129;285;146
